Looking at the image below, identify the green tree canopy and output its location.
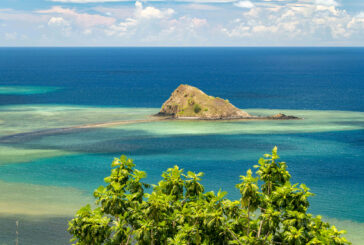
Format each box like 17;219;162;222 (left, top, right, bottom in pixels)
68;147;350;244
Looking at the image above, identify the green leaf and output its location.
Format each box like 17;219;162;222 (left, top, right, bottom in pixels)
68;150;351;245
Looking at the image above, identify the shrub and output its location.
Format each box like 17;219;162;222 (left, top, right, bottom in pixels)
194;104;202;113
188;98;195;105
68;148;350;245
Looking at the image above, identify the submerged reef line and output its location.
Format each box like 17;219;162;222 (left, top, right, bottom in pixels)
0;117;165;144
0;114;303;144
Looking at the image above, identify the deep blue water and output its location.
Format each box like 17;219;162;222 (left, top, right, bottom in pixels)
0;48;364;244
1;47;364;111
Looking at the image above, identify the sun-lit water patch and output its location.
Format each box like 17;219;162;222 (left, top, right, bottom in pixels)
0;86;60;95
13;129;359;162
119;109;364;135
0;105;157;164
0;145;72;165
0;105;363;244
0;129;363;244
0;105;157;137
1;106;363;139
0;180;91;216
0;107;363;165
0;130;363;218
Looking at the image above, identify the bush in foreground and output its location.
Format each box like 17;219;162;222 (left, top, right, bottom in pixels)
68;147;350;244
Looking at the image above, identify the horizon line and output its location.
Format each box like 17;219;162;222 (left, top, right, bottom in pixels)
1;46;364;48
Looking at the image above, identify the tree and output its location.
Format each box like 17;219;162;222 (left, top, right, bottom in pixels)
68;147;350;244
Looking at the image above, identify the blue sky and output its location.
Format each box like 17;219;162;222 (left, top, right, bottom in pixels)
1;0;364;46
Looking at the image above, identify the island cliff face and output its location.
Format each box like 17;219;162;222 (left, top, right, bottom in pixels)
158;84;251;119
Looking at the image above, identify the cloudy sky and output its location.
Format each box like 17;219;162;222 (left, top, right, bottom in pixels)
1;0;364;46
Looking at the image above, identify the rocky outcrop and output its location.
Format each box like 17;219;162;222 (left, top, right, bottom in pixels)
157;84;251;119
157;84;301;120
268;113;300;120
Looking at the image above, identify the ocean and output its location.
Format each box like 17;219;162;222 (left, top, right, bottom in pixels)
0;47;363;244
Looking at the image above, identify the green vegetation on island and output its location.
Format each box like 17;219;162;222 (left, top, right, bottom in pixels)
68;147;350;244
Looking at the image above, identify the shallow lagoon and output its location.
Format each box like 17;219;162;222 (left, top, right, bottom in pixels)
0;105;363;244
1;47;364;244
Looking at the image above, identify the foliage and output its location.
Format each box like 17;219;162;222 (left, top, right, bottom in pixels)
188;98;195;105
194;104;202;113
68;148;350;245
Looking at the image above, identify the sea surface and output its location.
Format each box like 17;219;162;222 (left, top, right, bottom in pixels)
0;48;363;244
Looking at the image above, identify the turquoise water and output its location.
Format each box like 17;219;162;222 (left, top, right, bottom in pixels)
0;106;363;244
0;86;60;95
0;48;364;244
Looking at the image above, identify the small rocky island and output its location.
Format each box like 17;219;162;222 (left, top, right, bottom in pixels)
157;84;299;120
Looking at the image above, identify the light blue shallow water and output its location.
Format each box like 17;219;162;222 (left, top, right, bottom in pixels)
0;48;363;244
1;124;363;221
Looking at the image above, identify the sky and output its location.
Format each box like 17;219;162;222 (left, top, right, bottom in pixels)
1;0;364;46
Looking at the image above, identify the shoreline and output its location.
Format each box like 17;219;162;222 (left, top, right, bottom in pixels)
169;116;302;121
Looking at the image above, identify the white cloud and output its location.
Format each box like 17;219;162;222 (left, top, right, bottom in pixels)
222;1;363;44
48;17;69;26
92;6;131;18
47;16;72;36
234;1;255;9
51;0;236;2
105;18;138;36
105;1;175;36
51;0;132;2
37;6;116;28
178;0;236;2
0;9;48;23
358;12;364;18
190;17;207;27
5;32;17;40
137;15;209;44
185;4;220;11
347;12;364;31
315;0;339;7
1;0;364;46
104;1;209;45
135;1;175;19
83;29;93;35
105;1;176;37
